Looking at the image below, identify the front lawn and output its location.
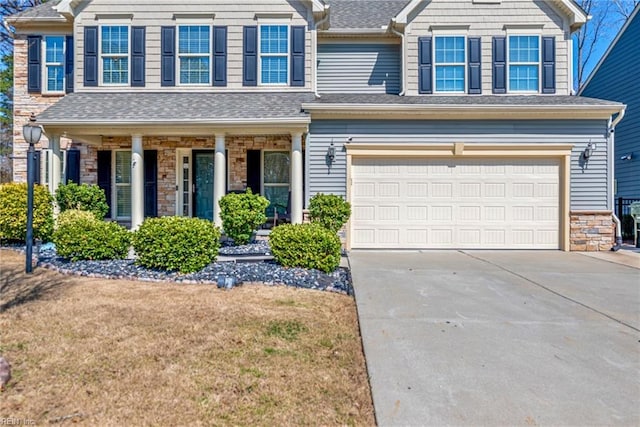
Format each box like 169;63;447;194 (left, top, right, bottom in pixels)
0;250;374;425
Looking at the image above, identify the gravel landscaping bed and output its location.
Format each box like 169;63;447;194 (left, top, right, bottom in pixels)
2;243;352;295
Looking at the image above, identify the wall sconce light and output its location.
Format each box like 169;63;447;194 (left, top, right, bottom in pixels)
620;153;633;161
327;141;336;163
583;141;596;160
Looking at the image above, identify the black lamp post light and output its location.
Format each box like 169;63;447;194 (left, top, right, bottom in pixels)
22;113;43;273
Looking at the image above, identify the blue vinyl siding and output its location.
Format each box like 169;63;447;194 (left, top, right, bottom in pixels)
306;120;609;211
317;43;400;94
581;10;640;200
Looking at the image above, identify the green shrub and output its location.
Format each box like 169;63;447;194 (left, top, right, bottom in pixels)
56;182;109;219
269;223;342;273
53;209;130;261
219;189;269;245
132;216;221;273
309;193;351;233
0;182;54;242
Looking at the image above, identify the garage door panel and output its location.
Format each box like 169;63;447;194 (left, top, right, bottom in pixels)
351;157;560;249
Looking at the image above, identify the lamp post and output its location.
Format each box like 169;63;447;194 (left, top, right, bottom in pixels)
22;113;42;273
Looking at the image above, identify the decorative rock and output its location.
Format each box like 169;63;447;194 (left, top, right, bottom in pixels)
2;244;353;295
0;356;11;391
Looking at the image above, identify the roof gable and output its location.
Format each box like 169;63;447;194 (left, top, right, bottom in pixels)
393;0;588;32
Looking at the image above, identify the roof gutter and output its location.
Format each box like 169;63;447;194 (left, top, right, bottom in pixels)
313;6;330;98
608;105;627;251
34;117;312;127
389;19;406;96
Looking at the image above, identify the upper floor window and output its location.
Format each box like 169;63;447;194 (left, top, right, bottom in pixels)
260;25;288;85
101;25;129;85
434;36;465;93
43;36;65;93
178;25;210;85
508;35;539;92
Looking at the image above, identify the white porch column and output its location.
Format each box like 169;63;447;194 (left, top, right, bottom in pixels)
213;134;226;228
49;134;62;196
131;134;144;230
291;132;303;224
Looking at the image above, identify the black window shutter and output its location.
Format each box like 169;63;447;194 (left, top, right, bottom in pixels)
97;151;112;218
131;26;146;87
65;36;74;93
65;149;80;184
542;36;556;94
213;26;227;86
27;36;42;93
161;26;175;86
33;151;41;184
243;26;258;86
418;36;432;94
84;26;98;86
468;37;482;94
246;150;261;194
492;36;506;94
144;150;157;217
290;26;305;87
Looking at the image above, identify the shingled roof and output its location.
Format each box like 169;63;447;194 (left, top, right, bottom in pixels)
327;0;410;29
36;92;315;124
6;0;62;20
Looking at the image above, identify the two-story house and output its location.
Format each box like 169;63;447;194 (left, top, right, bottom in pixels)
7;0;625;251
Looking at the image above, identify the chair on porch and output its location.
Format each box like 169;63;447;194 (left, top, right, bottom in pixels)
269;191;291;228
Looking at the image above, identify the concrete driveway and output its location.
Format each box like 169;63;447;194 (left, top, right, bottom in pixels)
350;250;640;426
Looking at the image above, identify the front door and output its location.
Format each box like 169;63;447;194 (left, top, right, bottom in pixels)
193;150;215;221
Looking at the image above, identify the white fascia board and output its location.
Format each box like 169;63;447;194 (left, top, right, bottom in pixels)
393;0;422;25
301;103;626;118
34;117;311;126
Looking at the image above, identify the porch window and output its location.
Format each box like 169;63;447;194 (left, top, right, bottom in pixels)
101;25;129;84
178;25;210;84
40;149;66;189
114;150;131;218
43;36;65;93
259;25;288;85
263;151;290;216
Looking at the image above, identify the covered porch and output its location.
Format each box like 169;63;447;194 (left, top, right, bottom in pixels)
35;92;315;229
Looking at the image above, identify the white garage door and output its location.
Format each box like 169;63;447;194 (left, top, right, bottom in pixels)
351;157;560;249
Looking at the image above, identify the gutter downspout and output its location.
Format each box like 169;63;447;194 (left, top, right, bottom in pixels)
389;19;406;96
609;106;627;251
313;8;330;98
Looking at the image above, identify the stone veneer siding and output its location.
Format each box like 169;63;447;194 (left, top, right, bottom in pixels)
12;36;73;182
81;135;295;217
570;211;614;251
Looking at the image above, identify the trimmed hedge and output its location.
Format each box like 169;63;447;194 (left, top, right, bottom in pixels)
56;182;109;219
0;183;54;242
269;223;342;273
309;193;351;233
132;216;221;273
219;189;269;245
53;209;130;261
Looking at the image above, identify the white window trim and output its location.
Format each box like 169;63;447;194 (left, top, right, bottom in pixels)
175;148;192;216
99;24;131;87
433;34;467;94
42;36;65;94
258;23;290;86
176;24;212;86
42;36;66;95
506;32;541;94
112;149;131;220
40;148;67;192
